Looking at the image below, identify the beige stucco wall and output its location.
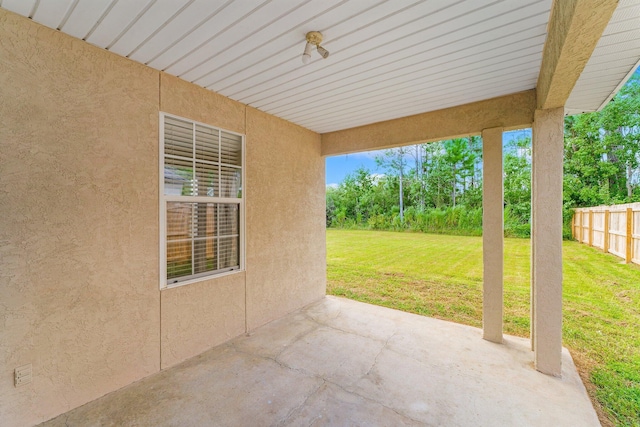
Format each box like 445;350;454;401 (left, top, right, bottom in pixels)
158;74;248;369
160;73;246;134
0;9;326;426
160;273;247;369
245;108;326;330
0;9;161;425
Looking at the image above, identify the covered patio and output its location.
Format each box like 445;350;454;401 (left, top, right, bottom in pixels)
2;0;640;425
42;297;599;427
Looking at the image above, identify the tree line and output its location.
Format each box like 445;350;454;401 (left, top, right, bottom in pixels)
326;72;640;238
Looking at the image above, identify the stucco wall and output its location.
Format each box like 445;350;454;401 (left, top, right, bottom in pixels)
245;108;326;330
160;73;246;135
158;74;248;370
0;9;161;425
0;10;325;426
160;273;247;369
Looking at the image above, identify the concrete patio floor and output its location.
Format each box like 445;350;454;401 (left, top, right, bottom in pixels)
42;296;600;427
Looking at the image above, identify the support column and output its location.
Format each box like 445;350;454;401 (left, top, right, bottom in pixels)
482;127;504;343
531;107;564;376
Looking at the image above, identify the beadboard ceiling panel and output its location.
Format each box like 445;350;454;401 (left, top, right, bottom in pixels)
31;0;76;29
108;0;191;56
566;0;640;115
2;0;637;133
1;0;37;17
56;0;114;40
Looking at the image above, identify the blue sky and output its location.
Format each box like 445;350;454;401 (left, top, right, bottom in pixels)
325;129;532;186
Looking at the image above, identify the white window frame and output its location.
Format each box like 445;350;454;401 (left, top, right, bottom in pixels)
159;112;245;290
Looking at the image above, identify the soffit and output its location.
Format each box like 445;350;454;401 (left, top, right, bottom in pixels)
2;0;631;132
565;0;640;115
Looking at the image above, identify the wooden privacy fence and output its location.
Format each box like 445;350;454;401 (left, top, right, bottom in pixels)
572;203;640;264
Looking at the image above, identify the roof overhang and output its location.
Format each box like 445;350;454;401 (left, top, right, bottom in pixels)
565;0;640;114
1;0;638;134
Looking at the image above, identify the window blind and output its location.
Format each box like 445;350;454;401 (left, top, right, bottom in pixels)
161;113;243;287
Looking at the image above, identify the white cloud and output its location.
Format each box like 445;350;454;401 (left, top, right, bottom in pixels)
326;183;339;189
371;173;386;182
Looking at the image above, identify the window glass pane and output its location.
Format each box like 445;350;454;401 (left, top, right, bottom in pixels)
195;161;218;197
167;202;194;240
220;131;241;166
221;166;241;198
196;125;219;163
164;158;193;196
193;203;215;273
217;203;239;236
164;116;193;158
194;237;216;274
166;201;194;280
166;202;240;280
218;236;239;269
167;240;193;280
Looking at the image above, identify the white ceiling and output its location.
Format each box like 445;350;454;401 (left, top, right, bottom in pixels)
2;0;637;133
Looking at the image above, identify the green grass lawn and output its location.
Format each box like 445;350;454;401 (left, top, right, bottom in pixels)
327;229;640;427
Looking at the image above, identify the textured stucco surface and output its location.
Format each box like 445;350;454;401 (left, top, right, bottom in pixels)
160;73;245;134
0;9;160;425
536;0;617;109
321;90;536;156
158;71;248;370
1;9;326;426
160;273;247;369
245;107;326;330
531;107;565;376
481;127;504;344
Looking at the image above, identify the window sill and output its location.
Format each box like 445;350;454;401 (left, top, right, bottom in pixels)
161;268;244;290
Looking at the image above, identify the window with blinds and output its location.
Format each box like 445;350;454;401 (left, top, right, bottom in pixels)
160;113;243;288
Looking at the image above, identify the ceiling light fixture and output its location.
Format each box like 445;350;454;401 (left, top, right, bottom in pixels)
302;31;330;64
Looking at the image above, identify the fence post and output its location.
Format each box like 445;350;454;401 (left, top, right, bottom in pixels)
588;210;594;246
603;209;610;254
626;208;633;263
578;210;583;242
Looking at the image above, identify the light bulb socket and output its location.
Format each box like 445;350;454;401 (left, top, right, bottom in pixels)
316;45;330;59
301;42;313;64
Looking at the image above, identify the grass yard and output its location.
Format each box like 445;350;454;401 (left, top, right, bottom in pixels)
327;229;640;427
